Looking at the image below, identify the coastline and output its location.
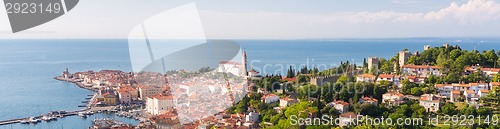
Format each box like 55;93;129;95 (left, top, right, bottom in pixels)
54;76;99;108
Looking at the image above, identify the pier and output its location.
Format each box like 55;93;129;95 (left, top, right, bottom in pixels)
0;105;117;126
0;76;103;126
0;108;89;126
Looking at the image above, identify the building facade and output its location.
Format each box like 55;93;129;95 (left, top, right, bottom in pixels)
419;94;441;112
261;94;279;104
139;86;164;100
146;94;176;115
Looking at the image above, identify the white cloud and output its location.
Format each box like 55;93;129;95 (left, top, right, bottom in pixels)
351;0;500;24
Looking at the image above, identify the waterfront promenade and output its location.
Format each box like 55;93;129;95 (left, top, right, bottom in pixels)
54;76;98;92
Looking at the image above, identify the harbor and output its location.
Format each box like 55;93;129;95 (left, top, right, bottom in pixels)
0;109;88;126
0;75;128;126
0;105;127;126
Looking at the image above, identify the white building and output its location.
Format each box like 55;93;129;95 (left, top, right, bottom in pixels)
465;66;500;77
279;97;298;108
359;97;378;106
217;50;248;77
419;94;441;112
179;84;209;95
248;68;260;77
464;90;479;102
117;90;132;104
327;100;349;114
401;65;441;77
356;74;376;82
218;61;243;76
407;76;426;84
339;112;358;127
382;92;405;106
261;94;279;104
450;90;461;102
139;86;164;100
245;112;259;123
377;74;395;83
435;83;489;99
146;94;176;115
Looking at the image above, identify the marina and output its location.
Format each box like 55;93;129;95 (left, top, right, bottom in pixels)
0;106;132;126
0;109;88;125
0;76;110;126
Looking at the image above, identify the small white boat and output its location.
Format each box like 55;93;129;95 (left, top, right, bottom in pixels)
28;117;40;124
41;116;51;121
20;119;29;124
78;112;87;117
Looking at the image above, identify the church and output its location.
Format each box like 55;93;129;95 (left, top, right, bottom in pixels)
217;50;248;77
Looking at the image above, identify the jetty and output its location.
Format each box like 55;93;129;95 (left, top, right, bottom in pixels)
0;76;102;126
0;108;89;125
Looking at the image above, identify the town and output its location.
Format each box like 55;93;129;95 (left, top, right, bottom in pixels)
45;44;500;128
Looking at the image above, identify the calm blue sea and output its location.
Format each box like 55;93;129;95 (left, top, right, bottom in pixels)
0;39;498;128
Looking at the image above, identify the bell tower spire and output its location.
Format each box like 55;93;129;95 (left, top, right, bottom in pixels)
242;49;248;76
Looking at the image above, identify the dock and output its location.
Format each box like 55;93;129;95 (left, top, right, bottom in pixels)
0;108;89;126
0;119;23;126
0;76;103;126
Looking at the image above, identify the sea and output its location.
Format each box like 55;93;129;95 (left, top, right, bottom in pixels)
0;38;498;128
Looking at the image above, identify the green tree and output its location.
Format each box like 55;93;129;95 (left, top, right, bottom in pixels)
380;60;394;74
493;74;500;82
483;50;498;67
410;87;423;96
339;88;349;102
439;102;457;115
359;103;383;117
286;65;295;78
437;53;452;74
363;58;368;68
460;105;477;116
336;75;351;84
498;57;500;68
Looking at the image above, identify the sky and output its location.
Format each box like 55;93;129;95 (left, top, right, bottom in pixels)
0;0;499;39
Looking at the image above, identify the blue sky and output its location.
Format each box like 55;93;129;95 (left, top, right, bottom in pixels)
1;0;498;39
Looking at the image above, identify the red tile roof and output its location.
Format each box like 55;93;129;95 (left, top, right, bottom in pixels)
219;61;241;65
480;90;489;93
377;74;394;79
402;65;440;69
340;112;357;118
333;100;349;106
358;74;376;78
284;77;297;82
361;97;378;102
150;94;174;100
